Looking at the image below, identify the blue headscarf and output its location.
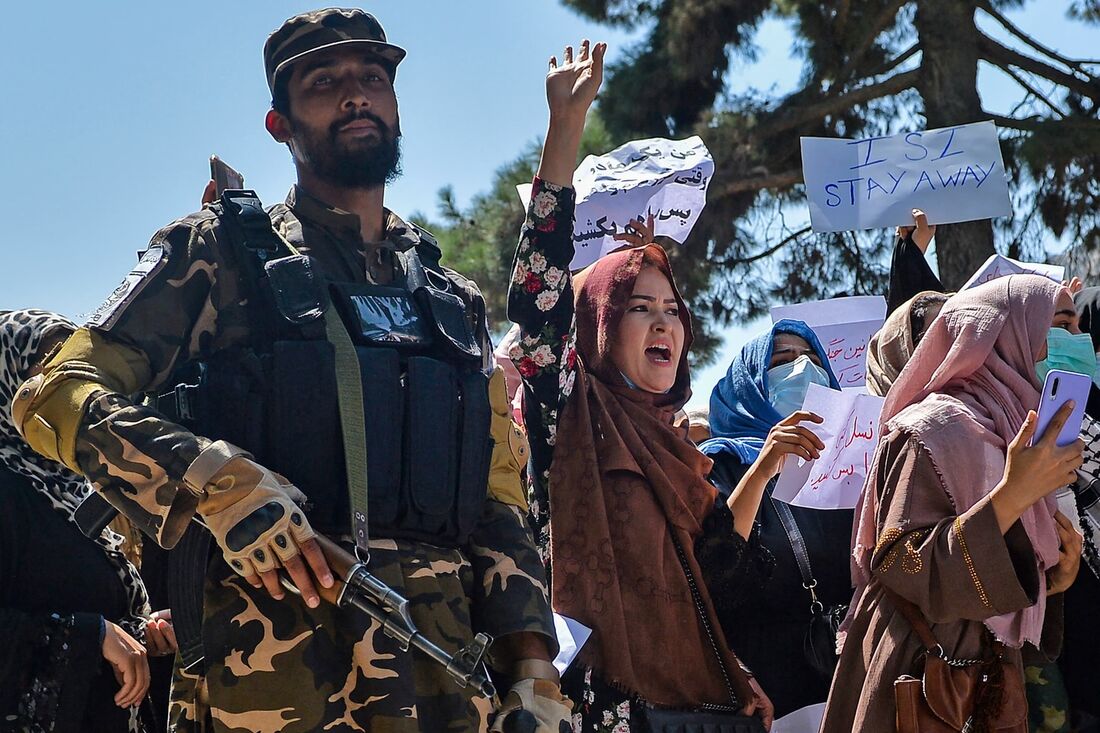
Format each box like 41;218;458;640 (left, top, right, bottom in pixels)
699;318;839;465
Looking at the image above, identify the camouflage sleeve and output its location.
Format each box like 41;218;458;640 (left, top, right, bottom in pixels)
15;212;243;548
466;499;558;657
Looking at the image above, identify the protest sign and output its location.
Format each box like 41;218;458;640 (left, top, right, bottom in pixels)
772;703;826;733
551;612;592;675
801;120;1011;232
773;383;885;510
771;295;886;391
518;136;713;270
961;253;1065;290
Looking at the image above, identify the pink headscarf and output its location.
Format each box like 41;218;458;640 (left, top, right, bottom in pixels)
853;274;1063;648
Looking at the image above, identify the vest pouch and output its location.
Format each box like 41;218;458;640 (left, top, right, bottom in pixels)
404;357;459;522
202;351;266;458
456;370;492;538
418;286;482;362
332;282;432;348
266;339;345;534
357;345;402;527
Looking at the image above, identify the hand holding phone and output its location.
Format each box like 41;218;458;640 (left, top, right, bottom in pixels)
1032;369;1091;447
210;155;244;196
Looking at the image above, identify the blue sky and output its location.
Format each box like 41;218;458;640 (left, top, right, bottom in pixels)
0;1;1093;407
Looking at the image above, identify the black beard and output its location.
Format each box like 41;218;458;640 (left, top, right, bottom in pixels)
291;109;402;188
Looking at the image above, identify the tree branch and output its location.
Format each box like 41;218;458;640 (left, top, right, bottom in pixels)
717;226;813;266
984;112;1100;134
985;113;1045;132
978;32;1100;103
997;64;1067;117
977;0;1100;76
769;68;921;135
835;0;911;83
865;43;920;79
718;170;803;196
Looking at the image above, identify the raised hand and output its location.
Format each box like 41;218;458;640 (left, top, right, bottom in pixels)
546;39;606;123
538;40;606;188
896;208;936;253
613;213;657;248
1062;276;1084;296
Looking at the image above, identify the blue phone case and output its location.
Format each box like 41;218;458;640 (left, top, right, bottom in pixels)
1032;369;1091;447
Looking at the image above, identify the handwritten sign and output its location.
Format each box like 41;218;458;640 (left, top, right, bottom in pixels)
770;295;886;391
801;120;1011;232
518;136;713;270
773;383;885;510
961;253;1065;290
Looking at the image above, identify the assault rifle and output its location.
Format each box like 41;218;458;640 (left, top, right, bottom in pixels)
74;492;497;699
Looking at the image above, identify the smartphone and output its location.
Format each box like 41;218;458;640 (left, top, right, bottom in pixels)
1032;369;1091;447
210;155;245;195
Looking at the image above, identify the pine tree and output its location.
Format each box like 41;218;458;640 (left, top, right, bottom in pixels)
564;0;1100;322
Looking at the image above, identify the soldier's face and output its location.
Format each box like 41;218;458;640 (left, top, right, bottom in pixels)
275;48;402;188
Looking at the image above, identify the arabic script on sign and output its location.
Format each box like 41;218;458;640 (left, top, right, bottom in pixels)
773;384;885;510
770;295;886;392
961;253;1064;290
519;136;714;270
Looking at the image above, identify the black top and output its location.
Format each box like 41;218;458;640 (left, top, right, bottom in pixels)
886;231;944;316
0;463;136;732
1060;386;1100;717
708;453;855;717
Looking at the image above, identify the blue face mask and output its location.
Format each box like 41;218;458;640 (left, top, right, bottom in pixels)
767;355;832;417
1036;328;1097;384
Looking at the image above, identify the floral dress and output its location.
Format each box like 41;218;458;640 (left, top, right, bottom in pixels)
506;177;772;732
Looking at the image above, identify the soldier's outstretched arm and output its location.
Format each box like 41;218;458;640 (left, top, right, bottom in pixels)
12;213;333;606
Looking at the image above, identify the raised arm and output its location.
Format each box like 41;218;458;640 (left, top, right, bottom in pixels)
505;40;604;551
886;208;944;315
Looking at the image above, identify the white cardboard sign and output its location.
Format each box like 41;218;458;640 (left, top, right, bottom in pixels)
961;253;1065;290
801;120;1011;232
519;136;713;270
773;383;885;510
770;295;887;391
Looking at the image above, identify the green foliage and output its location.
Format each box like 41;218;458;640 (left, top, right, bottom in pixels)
413;114;615;333
426;0;1099;364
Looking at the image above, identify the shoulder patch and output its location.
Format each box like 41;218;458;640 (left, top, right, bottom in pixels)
85;244;168;330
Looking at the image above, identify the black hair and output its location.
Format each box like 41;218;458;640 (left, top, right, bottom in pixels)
272;72;291;115
909;293;949;346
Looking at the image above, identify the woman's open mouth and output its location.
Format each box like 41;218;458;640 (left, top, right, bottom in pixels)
645;343;673;365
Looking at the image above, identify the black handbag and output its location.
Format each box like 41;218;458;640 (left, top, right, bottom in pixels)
770;494;847;680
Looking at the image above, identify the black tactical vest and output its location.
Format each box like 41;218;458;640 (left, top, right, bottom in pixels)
157;192;492;549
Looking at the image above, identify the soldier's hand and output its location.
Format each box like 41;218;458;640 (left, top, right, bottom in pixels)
195;451;334;608
490;678;573;733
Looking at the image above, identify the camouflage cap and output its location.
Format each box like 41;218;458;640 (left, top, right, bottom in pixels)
264;8;407;94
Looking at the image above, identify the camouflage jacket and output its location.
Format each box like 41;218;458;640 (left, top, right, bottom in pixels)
17;186;555;732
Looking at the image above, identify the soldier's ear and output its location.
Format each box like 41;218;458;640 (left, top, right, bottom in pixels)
266;110;292;144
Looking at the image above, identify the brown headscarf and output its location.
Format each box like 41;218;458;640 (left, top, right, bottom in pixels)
866;290;949;397
549;244;753;708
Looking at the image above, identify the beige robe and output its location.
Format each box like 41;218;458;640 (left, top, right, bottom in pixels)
820;430;1063;733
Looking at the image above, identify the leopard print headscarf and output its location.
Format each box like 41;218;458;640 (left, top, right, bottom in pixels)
0;310;151;642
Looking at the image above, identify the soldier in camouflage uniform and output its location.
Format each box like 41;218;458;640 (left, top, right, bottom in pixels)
13;9;570;733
